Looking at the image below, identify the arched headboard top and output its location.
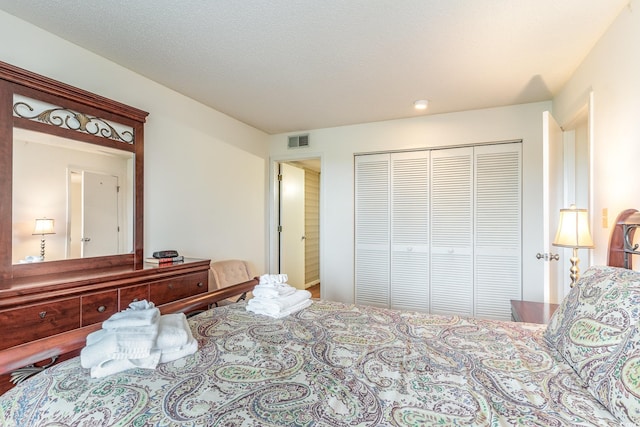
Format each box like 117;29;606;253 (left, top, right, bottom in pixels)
608;208;639;269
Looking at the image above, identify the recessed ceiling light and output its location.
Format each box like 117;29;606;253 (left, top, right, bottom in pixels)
414;99;429;110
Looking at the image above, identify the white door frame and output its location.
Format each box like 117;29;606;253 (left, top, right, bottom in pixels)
269;154;323;295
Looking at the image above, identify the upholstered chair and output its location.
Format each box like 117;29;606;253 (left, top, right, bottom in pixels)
210;259;255;306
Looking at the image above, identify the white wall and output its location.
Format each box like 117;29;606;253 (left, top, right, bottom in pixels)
269;101;551;303
0;11;270;274
553;1;640;267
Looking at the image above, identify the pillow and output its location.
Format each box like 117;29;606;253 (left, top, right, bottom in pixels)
588;322;640;425
543;265;640;383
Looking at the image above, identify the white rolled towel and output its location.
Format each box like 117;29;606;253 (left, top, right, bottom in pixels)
258;274;288;286
246;289;311;316
103;300;160;330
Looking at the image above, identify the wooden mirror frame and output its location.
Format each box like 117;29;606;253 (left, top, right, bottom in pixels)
0;61;148;281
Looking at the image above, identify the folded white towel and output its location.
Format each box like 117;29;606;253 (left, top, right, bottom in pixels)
81;323;159;368
252;283;296;299
247;298;312;318
90;350;161;379
102;300;160;330
246;289;311;316
155;313;190;350
159;338;198;364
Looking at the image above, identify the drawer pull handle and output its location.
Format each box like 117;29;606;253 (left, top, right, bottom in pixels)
168;284;174;289
97;305;106;313
197;282;203;288
39;311;47;319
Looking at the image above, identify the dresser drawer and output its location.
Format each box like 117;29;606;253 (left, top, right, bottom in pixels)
0;297;81;350
119;284;150;309
149;271;208;305
81;290;118;326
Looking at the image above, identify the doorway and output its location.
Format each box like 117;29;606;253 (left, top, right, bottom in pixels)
276;158;321;294
542;93;593;302
558;97;593;297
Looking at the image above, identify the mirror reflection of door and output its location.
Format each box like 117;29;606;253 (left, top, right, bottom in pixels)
68;170;120;258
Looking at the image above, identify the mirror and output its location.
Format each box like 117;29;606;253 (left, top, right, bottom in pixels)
0;60;147;280
12;129;134;264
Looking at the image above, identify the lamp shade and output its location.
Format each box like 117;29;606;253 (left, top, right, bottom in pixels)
33;218;55;235
553;205;594;248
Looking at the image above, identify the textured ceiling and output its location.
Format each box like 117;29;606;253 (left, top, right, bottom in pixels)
0;0;628;134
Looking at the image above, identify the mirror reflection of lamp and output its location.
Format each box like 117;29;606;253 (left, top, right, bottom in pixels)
32;218;55;260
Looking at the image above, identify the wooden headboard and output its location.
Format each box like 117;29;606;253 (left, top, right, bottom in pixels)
608;209;639;269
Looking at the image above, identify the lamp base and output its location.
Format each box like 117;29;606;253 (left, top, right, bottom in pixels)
569;247;580;288
40;238;46;260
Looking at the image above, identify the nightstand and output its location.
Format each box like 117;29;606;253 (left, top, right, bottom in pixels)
510;300;559;324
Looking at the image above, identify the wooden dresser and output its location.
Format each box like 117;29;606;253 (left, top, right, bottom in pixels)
0;258;209;393
0;258;209;350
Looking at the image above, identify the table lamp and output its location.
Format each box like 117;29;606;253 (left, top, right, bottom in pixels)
553;205;594;287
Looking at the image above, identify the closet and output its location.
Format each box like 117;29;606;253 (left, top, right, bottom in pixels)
355;142;521;320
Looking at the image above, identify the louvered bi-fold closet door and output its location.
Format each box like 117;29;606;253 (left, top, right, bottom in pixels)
355;154;390;307
430;147;474;316
474;143;522;320
390;151;429;312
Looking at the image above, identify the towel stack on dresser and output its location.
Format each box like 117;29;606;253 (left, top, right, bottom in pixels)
246;274;312;318
80;300;197;378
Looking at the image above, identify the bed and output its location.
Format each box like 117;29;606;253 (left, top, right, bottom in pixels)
1;266;638;426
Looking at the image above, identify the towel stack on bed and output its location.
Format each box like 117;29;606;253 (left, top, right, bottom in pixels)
80;300;197;378
246;274;312;318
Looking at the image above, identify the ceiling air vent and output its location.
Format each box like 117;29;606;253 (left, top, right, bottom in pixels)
288;134;310;149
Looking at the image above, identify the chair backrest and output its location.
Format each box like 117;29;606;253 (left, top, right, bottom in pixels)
210;259;253;290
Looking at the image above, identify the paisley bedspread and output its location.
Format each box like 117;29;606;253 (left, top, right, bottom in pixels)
0;300;621;426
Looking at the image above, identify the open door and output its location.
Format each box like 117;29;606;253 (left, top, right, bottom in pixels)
542;111;564;303
279;163;306;289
